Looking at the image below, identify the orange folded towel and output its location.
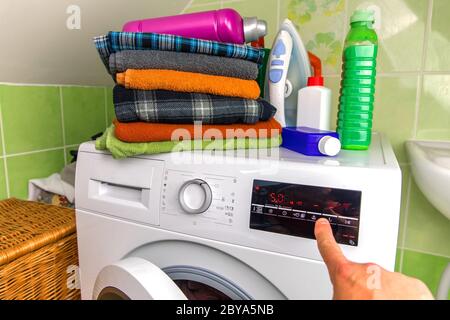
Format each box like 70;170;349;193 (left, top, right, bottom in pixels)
116;69;260;99
113;118;281;143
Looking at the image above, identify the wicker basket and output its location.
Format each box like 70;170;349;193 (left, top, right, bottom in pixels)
0;198;80;300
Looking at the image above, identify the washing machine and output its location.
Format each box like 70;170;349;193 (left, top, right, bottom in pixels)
75;133;401;300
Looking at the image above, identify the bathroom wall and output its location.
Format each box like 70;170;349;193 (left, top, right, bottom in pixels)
0;84;115;199
0;0;448;298
0;0;190;85
283;0;450;297
182;0;450;297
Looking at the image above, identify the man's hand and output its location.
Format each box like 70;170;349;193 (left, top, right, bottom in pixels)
314;218;434;300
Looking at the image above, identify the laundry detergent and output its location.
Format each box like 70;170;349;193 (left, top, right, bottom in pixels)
337;10;378;150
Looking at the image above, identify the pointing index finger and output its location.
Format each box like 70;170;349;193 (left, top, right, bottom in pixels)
314;218;348;276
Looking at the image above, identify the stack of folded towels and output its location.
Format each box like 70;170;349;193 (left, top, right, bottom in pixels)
93;31;281;159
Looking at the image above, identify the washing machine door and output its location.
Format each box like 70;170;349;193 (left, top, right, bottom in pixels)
126;240;285;300
93;257;187;300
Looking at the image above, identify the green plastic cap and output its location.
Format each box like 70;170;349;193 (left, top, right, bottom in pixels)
350;9;375;23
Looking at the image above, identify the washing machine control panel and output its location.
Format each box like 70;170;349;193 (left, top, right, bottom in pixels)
161;169;237;226
250;179;361;246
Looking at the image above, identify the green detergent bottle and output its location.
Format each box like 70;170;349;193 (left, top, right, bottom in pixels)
337;10;378;150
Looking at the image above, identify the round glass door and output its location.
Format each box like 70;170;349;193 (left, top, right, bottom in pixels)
164;266;252;300
95;240;285;300
93;257;187;300
94;260;251;300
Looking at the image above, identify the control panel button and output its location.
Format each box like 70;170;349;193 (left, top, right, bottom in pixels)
178;179;212;214
269;69;283;83
337;216;359;227
271;60;284;66
252;205;263;214
272;39;286;57
322;214;337;224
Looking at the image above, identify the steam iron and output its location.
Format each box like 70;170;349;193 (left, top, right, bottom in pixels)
265;19;311;127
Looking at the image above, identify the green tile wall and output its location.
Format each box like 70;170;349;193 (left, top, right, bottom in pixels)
1;86;63;154
282;0;346;75
61;87;107;145
186;0;450;298
426;0;450;71
417;75;450;140
0;84;109;200
7;149;65;199
402;250;450;300
0;0;447;299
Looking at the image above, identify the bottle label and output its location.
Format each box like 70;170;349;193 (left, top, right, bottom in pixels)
344;45;378;59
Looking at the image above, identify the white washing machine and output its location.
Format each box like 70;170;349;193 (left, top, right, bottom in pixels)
75;133;401;300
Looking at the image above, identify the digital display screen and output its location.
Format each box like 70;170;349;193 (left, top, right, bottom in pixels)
249;180;361;246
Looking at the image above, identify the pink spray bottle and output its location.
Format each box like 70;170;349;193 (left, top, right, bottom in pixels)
122;8;267;45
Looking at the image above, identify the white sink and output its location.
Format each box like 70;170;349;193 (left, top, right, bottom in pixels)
406;140;450;220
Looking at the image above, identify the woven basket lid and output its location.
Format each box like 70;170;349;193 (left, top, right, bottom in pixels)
0;198;76;266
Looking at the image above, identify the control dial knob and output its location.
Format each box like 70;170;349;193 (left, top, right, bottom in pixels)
178;179;212;214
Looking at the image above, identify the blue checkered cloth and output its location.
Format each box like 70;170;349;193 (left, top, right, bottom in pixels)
94;32;265;74
113;86;276;124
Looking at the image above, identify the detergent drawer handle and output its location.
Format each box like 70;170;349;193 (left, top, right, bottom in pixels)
89;179;151;209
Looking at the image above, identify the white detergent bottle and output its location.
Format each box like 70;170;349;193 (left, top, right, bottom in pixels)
296;76;332;131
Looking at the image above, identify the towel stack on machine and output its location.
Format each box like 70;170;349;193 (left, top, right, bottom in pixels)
93;17;281;159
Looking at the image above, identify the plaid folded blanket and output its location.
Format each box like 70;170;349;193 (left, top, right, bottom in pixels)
113;86;276;124
94;32;265;74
